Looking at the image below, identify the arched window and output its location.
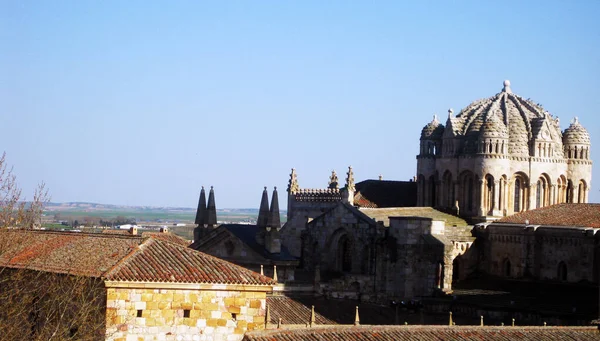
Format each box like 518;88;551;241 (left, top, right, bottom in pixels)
514;179;521;212
467;177;473;211
503;258;512;277
566;180;573;203
557;261;567;281
485;175;494;214
436;262;444;289
338;236;353;272
578;181;586;203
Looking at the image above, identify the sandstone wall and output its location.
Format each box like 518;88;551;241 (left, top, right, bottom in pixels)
106;286;267;341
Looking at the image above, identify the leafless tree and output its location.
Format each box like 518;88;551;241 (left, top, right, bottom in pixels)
0;152;109;340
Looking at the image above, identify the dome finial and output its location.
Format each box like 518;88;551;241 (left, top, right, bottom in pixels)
502;80;512;93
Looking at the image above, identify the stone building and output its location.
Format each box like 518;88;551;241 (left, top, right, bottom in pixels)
191;187;299;283
0;229;275;341
470;203;600;283
282;167;417;258
417;80;592;222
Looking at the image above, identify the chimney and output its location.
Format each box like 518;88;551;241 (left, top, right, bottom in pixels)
206;186;217;227
265;187;281;254
129;226;138;235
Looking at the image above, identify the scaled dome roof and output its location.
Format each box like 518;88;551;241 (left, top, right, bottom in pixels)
452;80;562;156
421;114;444;140
563;117;591;145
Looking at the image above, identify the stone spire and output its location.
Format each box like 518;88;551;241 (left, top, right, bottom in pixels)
267;187;281;229
206;186;217;227
257;187;269;228
265;187;281;254
194;186;207;226
345;166;355;192
328;170;339;189
287;168;299;193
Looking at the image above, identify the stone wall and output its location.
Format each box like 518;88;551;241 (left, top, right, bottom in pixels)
106;284;269;341
474;223;599;283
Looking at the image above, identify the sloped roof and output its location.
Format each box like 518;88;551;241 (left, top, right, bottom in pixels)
105;237;275;284
192;224;298;263
354;180;417;208
0;229;275;285
267;296;336;325
141;231;191;247
359;207;468;227
497;204;600;228
243;325;599;341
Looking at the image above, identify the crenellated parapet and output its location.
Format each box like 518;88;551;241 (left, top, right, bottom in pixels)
292;188;343;202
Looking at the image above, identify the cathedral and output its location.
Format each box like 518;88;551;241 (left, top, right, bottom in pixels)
417;80;592;222
192;80;597;325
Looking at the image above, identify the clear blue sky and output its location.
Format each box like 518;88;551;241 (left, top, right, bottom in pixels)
1;1;599;208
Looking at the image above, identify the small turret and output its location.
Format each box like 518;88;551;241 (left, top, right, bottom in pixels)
194;187;207;226
193;186;207;242
265;187;282;254
257;187;270;228
206;186;217;227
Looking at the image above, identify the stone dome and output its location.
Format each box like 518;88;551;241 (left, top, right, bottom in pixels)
421;114;444;140
563;117;591;145
479;110;508;139
454;80;560;156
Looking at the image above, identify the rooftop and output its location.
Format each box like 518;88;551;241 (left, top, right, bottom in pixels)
243;325;600;341
496;203;600;228
354;180;417;208
0;229;276;285
359;207;468;227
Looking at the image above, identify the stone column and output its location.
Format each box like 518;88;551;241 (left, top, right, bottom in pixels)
492;180;501;216
478;179;485;217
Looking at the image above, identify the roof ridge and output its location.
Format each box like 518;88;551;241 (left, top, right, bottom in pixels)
101;238;147;278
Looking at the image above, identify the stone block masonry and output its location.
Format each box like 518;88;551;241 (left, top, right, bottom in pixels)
105;284;268;341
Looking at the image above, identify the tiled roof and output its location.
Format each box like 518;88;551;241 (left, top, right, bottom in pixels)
243;325;600;341
105;237;275;285
354;180;417;208
0;229;141;277
0;230;275;285
267;296;336;325
141;231;191;247
497;204;600;228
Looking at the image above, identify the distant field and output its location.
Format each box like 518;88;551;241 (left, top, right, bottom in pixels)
43;205;283;224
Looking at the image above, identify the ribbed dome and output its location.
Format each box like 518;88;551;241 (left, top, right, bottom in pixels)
563;117;590;145
421;114;444;140
454;80;559;156
479;110;508;139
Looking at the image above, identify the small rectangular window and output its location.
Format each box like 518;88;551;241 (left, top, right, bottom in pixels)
137;310;143;318
183;309;190;318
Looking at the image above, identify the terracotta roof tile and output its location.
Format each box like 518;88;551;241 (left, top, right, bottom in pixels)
267;296;336;325
497;204;600;228
0;230;275;285
104;238;276;285
0;230;141;277
141;231;191;247
243;325;600;341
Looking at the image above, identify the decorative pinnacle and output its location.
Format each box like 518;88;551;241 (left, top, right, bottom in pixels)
287;168;299;193
345;166;355;192
502;80;512;93
328;170;339;189
448;108;454;118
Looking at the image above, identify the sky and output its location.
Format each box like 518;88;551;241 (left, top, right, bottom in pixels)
1;1;599;208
